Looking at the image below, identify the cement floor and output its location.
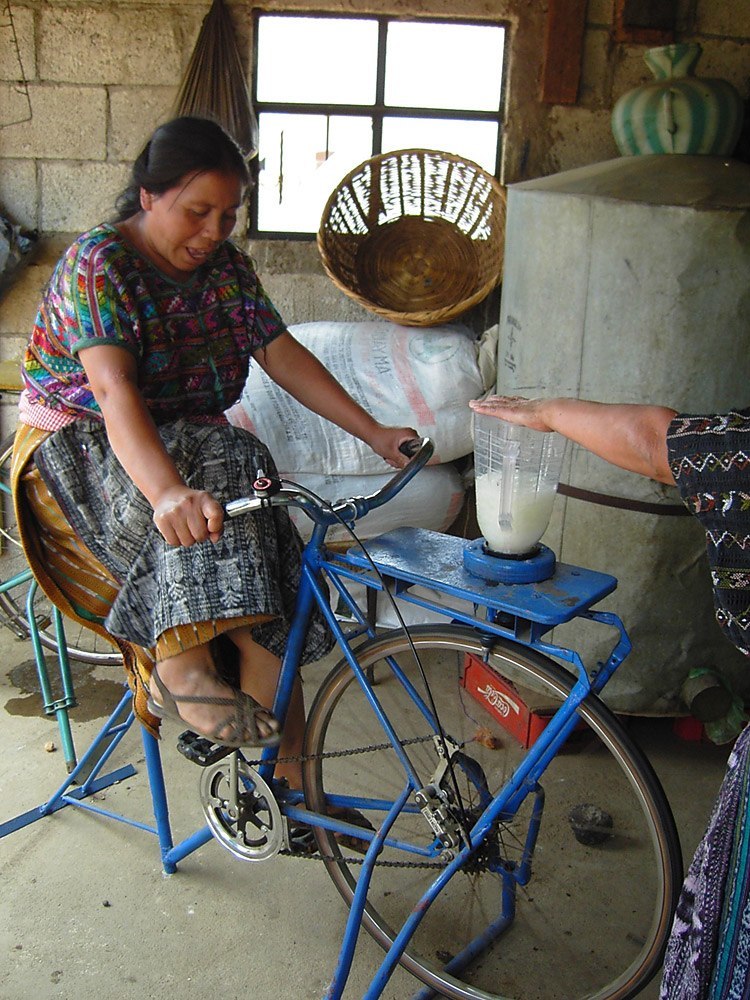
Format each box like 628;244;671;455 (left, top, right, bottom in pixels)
0;621;734;1000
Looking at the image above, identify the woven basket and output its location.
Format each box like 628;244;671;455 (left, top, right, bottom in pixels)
317;149;506;327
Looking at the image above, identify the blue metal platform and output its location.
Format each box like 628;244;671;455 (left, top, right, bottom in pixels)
336;527;617;627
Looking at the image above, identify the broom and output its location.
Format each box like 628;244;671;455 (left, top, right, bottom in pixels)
173;0;258;160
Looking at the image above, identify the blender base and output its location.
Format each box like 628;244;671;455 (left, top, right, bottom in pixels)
463;538;557;584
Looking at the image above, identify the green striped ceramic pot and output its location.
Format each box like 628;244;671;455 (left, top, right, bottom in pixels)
612;43;743;156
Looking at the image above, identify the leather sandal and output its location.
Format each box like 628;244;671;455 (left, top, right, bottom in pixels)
147;664;282;749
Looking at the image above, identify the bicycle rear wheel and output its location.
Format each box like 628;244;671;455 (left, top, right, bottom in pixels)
303;625;682;1000
0;433;121;666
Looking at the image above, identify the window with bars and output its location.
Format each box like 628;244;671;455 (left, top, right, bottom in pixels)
251;12;507;238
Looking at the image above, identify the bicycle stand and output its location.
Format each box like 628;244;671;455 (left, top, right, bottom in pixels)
0;586;215;870
0;687;138;836
0;679;217;873
0;672;430;1000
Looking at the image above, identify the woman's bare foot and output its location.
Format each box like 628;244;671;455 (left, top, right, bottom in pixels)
150;651;280;747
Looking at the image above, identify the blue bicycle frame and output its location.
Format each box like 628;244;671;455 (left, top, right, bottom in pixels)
1;437;641;1000
223;452;632;1000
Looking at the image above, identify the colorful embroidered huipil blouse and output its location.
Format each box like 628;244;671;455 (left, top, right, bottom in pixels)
21;224;286;425
667;408;750;657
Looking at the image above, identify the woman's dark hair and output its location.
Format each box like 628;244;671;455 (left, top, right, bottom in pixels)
114;116;251;221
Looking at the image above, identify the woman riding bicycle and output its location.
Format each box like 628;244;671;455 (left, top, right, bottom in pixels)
12;116;416;782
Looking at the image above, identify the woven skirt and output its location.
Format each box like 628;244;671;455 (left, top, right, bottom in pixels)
660;723;750;999
32;417;334;661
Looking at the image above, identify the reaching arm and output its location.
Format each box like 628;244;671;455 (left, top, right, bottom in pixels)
469;396;678;485
255;331;418;467
78;344;225;546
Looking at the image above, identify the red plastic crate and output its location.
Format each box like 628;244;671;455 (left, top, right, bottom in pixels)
672;716;708;742
462;652;556;749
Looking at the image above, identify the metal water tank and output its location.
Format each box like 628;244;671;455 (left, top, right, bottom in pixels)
497;155;750;713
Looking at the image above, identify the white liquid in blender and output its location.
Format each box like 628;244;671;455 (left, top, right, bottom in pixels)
475;473;555;554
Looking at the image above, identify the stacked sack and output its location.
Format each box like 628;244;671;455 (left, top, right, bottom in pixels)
225;320;496;543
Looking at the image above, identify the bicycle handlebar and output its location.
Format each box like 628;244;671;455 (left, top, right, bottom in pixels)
225;436;434;528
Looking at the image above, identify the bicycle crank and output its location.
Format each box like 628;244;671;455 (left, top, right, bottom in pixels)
199;754;285;862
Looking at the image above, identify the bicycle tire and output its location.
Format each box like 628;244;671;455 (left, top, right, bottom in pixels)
0;432;121;666
303;624;682;1000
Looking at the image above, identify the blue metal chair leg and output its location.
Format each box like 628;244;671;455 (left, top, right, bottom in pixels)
24;579;78;771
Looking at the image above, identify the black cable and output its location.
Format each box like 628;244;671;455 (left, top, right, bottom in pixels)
280;476;476;848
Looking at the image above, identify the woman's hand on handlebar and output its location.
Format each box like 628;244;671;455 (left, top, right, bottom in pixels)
152;485;225;546
366;424;421;469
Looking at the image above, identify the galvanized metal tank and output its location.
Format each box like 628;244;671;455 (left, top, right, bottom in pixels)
496;155;750;714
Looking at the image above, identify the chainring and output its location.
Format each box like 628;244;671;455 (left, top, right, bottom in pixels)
199;756;284;862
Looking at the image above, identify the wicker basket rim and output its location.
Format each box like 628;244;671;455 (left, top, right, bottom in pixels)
318;147;504;229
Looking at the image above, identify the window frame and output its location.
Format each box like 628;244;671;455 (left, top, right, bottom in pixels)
249;10;508;240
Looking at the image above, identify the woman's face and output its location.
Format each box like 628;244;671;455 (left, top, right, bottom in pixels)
138;169;245;281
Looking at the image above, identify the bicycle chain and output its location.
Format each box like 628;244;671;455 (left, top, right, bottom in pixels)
241;734;451;870
240;732;433;768
277;846;445;869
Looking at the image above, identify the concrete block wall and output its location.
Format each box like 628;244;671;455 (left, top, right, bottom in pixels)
0;3;204;234
1;0;748;223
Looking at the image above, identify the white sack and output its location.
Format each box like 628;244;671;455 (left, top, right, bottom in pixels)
284;464;466;544
226;321;488;474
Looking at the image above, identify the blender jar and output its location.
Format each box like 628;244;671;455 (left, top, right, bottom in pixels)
473;411;566;556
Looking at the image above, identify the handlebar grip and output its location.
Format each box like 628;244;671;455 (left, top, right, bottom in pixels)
358;436;434;513
399;437;424;458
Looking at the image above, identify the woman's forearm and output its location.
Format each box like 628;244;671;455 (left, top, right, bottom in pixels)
82;361;224;546
540;399;677;484
257;332;380;441
470;396;678;485
98;381;185;504
255;331;418;468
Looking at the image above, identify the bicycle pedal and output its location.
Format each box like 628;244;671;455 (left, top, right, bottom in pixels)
286;823;317;855
176;730;235;767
